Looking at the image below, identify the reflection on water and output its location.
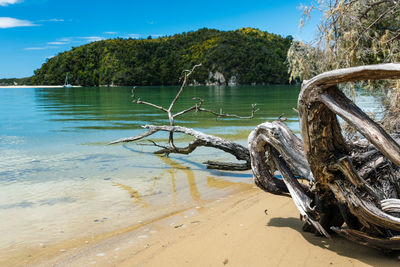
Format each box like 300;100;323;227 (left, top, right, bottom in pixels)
0;85;384;262
112;182;147;206
31;85;301;133
159;155;201;202
206;176;248;189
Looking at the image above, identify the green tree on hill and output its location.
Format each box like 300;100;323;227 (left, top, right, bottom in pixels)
32;28;293;86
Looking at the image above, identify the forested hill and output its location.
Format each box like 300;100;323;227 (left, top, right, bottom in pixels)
32;28;293;86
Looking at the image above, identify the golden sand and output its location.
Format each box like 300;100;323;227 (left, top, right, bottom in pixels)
7;184;399;267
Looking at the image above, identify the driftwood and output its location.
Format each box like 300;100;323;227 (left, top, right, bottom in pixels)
110;64;257;170
249;63;400;251
111;125;251;170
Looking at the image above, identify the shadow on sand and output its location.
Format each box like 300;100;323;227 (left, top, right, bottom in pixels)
267;217;400;266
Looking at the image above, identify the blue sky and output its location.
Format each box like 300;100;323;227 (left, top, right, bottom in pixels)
0;0;319;78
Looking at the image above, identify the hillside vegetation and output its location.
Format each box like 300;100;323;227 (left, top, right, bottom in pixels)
32;28;292;86
0;77;33;86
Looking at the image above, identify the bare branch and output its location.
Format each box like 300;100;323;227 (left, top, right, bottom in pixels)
132;87;168;113
108;128;158;145
153;139;204;155
172;97;204;118
168;64;202;112
113;64;258;171
167;64;202;147
203;161;250;171
142;125;250;160
146;140;169;150
197;104;259;119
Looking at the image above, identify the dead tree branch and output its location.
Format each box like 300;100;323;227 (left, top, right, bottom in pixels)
196;104;259;119
110;64;259;170
110;124;251;169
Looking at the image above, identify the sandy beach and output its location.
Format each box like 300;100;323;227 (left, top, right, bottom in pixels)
5;184;398;267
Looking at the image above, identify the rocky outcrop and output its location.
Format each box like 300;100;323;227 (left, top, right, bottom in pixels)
206;71;226;86
228;76;238;86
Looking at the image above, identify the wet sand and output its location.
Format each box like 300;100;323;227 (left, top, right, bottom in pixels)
11;185;400;267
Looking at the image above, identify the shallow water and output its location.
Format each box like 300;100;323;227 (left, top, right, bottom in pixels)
0;85;383;256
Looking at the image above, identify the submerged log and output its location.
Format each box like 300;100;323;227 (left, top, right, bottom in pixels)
249;63;400;251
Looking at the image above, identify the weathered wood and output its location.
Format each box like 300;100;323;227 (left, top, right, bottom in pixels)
297;64;400;249
248;64;400;251
111;124;251;170
249;121;313;181
248;121;331;236
381;199;400;213
270;148;330;237
318;89;400;167
203;161;250;171
247;123;288;193
142;125;250;161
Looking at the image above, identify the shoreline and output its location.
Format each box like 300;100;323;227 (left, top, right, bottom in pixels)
0;84;295;89
9;185;399;267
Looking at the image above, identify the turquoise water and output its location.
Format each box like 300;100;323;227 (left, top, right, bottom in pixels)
0;85;383;255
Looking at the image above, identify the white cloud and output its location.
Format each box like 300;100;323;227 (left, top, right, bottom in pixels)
39;18;64;22
58;37;72;42
49;36;103;45
79;36;104;42
0;17;36;28
24;47;47;50
25;35;105;52
0;0;22;6
47;41;67;45
104;31;117;34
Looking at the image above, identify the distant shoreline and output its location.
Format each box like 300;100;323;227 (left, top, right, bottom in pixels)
0;85;81;88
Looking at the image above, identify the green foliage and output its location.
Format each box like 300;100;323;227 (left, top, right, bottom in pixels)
0;77;34;85
287;0;400;132
32;28;293;86
288;0;400;82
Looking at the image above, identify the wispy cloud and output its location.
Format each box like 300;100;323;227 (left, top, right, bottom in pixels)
47;41;67;45
104;31;117;34
0;17;37;28
0;0;22;7
25;36;105;51
58;37;72;42
39;18;64;22
78;36;104;42
24;47;48;50
52;36;103;44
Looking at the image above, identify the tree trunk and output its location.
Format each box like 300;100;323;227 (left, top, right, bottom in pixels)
249;64;400;251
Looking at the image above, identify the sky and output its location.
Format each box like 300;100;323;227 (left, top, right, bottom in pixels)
0;0;319;78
